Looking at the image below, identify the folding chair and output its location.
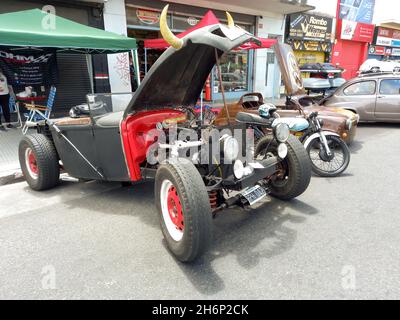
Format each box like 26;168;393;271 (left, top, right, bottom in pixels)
22;86;56;134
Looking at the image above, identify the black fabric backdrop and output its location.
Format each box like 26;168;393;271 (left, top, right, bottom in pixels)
0;48;59;87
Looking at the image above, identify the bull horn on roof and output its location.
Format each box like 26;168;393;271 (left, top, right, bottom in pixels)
160;5;183;50
226;12;234;28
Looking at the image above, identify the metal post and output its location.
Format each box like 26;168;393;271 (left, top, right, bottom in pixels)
132;49;141;87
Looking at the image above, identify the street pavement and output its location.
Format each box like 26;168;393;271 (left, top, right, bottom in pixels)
0;123;399;299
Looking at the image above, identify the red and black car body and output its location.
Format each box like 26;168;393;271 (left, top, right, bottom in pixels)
19;11;312;262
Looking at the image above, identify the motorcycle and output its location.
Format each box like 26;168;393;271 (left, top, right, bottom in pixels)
249;103;351;177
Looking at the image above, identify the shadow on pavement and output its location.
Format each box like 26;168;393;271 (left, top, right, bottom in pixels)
176;198;319;295
40;179;319;296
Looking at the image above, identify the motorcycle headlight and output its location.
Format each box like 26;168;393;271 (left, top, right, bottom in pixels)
222;136;239;163
233;159;245;179
277;143;288;159
274;123;290;143
318;118;324;127
346;119;352;131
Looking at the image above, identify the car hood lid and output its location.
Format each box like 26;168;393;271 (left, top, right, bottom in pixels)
124;24;256;117
274;43;306;96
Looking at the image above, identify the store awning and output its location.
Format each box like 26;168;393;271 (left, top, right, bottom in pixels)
144;10;276;50
0;9;137;54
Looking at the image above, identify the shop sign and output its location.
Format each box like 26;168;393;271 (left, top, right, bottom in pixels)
290;40;332;52
391;48;400;56
136;8;160;25
376;27;400;47
339;0;375;25
369;46;386;55
287;13;333;42
341;20;374;42
0;49;58;86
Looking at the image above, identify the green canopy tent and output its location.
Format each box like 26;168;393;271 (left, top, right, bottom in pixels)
0;8;139;87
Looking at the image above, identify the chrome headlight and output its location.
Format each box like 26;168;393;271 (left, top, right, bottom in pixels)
346;119;353;131
233;159;245;179
222;136;239;163
274;123;290;143
277;143;288;159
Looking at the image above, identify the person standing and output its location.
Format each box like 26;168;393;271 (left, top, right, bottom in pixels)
0;70;12;130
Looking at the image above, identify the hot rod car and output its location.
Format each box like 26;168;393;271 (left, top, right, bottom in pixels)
18;6;311;262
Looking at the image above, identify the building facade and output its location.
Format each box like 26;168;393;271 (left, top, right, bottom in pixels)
331;0;376;79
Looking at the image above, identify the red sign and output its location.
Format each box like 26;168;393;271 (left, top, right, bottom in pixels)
378;27;400;40
369;45;385;55
341;20;374;42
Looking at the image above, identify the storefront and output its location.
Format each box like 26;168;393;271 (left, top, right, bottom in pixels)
285;13;334;66
368;27;400;61
124;0;256;102
331;0;376;80
0;0;109;115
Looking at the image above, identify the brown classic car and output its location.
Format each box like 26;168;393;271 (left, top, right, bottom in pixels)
215;44;359;144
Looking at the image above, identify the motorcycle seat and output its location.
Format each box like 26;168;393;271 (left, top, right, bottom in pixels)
272;117;309;132
236;112;271;126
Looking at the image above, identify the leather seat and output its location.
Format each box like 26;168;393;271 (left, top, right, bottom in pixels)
235;112;271;126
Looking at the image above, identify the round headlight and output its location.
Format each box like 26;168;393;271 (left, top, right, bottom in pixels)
274;123;290;143
233;160;245;179
346;119;352;130
277;143;288;159
223;136;239;163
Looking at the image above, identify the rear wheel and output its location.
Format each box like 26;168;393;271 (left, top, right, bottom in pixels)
19;134;60;191
155;159;212;262
256;135;311;200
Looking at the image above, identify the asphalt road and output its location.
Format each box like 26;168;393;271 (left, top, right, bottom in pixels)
0;123;399;300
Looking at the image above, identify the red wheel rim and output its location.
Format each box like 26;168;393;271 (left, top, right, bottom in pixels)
167;186;184;231
25;148;39;178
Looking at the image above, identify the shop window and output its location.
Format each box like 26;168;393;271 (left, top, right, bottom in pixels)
214;51;249;93
344;81;376;96
265;52;275;86
380;79;400;95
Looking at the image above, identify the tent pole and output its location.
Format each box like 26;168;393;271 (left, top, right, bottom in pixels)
86;54;94;94
132;49;141;87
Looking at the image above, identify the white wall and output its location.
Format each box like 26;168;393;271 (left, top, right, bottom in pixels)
253;14;285;100
103;0;131;93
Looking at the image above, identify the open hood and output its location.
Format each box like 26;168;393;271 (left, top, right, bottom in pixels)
124;24;255;117
274;43;306;96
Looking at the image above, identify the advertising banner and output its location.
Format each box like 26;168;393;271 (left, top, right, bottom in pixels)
287;13;333;42
369;45;386;55
290;40;332;52
339;0;376;25
376;27;400;47
0;49;59;87
341;19;374;42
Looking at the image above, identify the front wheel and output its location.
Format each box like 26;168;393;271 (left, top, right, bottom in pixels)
155;159;212;262
256;135;311;200
306;135;350;177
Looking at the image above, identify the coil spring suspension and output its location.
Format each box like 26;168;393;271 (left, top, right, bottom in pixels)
208;190;218;209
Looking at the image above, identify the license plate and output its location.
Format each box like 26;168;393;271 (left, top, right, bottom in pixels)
241;185;267;206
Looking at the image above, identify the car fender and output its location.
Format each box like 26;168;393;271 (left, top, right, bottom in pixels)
303;131;340;149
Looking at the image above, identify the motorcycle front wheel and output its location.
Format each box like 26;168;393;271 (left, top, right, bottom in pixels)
306;135;350;177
